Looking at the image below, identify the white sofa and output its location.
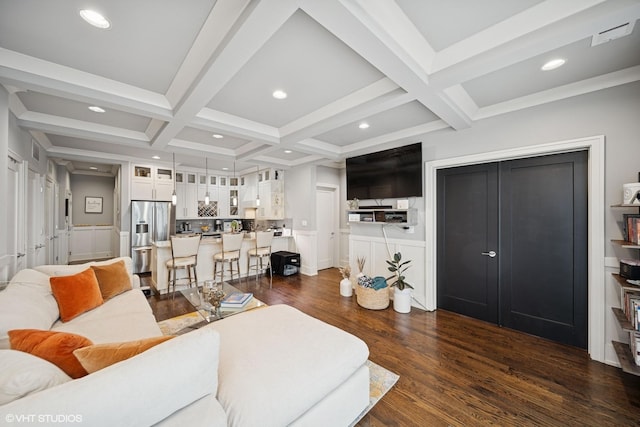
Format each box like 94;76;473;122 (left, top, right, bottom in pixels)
0;257;370;426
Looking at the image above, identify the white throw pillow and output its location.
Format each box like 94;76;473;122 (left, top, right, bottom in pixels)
0;350;72;405
0;270;60;349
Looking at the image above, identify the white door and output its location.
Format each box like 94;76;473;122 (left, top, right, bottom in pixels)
7;156;27;276
27;170;46;267
316;186;337;270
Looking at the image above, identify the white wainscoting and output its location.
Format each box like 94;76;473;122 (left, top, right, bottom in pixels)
70;226;114;262
292;230;317;276
339;228;350;267
349;234;427;310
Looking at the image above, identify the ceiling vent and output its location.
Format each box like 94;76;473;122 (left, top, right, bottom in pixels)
591;21;635;46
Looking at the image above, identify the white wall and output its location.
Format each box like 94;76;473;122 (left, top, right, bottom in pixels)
345;82;640;253
0;86;8;269
422;81;640;257
8;116;47;177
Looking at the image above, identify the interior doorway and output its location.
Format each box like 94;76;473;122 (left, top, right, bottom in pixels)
437;151;588;348
316;185;338;270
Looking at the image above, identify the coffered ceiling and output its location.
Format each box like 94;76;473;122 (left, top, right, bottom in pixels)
1;0;639;174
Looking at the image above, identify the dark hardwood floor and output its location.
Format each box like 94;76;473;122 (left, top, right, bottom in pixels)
143;270;640;426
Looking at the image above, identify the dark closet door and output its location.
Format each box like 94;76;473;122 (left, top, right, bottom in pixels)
437;163;499;323
499;151;587;348
437;151;588;349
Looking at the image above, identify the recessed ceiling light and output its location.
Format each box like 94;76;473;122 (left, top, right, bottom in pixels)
358;122;370;129
88;106;105;113
222;167;229;171
272;90;287;100
89;166;98;170
152;155;160;160
79;9;111;29
541;58;566;71
212;134;224;139
284;150;293;154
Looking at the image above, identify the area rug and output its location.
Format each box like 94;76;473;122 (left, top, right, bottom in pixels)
350;360;400;426
157;314;399;425
157;311;203;335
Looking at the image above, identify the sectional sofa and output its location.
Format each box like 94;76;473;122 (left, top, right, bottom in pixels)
0;257;370;426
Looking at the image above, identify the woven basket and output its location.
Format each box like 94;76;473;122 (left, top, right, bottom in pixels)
356;286;390;310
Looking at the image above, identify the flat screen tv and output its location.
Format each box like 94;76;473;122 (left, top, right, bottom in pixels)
346;142;422;200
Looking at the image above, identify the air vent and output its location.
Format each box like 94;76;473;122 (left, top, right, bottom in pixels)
591;21;635;46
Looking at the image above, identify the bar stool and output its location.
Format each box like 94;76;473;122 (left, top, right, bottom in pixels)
213;233;244;284
166;234;201;298
247;231;274;288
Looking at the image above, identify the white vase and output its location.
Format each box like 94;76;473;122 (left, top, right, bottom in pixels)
340;278;353;297
393;287;412;313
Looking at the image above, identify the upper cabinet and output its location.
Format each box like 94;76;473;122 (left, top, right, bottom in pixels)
131;165;173;201
257;168;284;219
175;171;198;218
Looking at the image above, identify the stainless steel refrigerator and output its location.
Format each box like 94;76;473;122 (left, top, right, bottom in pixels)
131;200;175;274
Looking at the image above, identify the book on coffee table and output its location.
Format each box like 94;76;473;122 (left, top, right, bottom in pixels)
220;292;253;308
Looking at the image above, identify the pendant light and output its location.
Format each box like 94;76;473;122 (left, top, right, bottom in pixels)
204;157;210;205
232;161;237;207
255;165;261;207
171;153;177;206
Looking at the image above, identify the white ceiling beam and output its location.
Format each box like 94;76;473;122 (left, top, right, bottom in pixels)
475;65;640;120
46;146;147;165
165;0;253;107
193;108;280;144
235;141;273;160
17;111;150;148
340;120;449;158
430;0;640;88
433;0;607;73
301;0;472;130
151;0;298;149
0;48;172;120
279;78;409;144
170;138;236;158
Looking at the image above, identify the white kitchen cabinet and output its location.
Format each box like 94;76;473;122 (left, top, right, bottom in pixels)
131;165;173;201
256;169;284;219
175;171;198;218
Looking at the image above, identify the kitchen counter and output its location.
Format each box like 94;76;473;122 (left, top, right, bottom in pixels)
151;234;293;294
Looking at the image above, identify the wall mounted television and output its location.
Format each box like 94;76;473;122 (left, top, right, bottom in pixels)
346;142;423;200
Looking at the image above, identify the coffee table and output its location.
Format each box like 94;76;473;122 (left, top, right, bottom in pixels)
180;282;265;329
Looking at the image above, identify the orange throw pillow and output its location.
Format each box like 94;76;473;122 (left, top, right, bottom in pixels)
9;329;93;379
91;260;133;300
73;336;174;373
50;268;104;322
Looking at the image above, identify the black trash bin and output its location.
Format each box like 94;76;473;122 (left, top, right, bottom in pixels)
271;251;301;276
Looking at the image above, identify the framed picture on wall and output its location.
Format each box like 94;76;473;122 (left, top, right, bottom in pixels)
85;196;103;214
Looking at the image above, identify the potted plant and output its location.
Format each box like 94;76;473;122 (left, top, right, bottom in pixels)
338;265;352;297
386;252;413;313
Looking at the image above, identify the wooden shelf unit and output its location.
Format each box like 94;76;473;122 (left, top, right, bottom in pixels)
610;201;640;376
612;341;640;376
611;239;640;249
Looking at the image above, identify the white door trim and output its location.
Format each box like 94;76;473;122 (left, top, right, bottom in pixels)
316;183;340;270
425;135;605;362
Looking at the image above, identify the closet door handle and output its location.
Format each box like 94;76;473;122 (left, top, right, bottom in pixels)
481;251;497;258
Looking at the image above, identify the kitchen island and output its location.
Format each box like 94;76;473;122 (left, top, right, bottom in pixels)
151;233;294;295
